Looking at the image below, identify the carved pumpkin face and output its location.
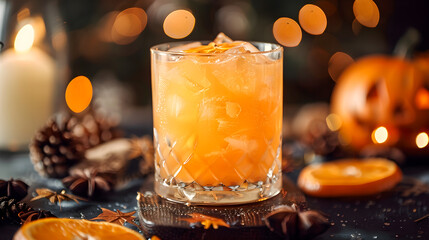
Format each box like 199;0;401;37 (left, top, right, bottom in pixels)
331;55;429;153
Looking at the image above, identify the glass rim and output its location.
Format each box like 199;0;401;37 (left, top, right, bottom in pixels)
150;41;283;56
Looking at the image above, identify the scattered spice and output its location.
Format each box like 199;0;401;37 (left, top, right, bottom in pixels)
62;168;113;198
398;178;429;197
180;213;230;229
0;196;32;225
18;209;56;224
264;204;330;240
30;188;86;209
0;178;29;201
90;207;140;229
414;214;429;223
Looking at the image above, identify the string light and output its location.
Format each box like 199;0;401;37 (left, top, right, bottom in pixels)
328;52;354;82
273;17;302;47
416;132;429;148
299;4;327;35
353;0;379;28
111;7;147;45
163;10;195;39
372;126;388;144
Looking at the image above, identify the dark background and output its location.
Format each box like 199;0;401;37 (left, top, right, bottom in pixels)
57;0;429;109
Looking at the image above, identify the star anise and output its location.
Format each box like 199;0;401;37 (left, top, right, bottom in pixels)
264;204;330;240
180;213;230;229
62;168;112;198
90;207;139;228
30;188;86;209
18;209;56;224
0;178;29;201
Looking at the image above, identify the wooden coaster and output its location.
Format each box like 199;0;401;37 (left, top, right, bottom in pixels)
137;175;306;240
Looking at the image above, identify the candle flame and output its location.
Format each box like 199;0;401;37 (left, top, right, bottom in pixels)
15;24;35;52
416;132;428;148
372;126;388;144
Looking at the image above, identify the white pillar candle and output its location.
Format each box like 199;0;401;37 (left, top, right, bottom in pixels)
0;24;55;150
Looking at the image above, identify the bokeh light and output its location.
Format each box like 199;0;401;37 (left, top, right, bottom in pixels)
114;8;147;37
111;7;147;45
415;88;429;110
215;4;250;39
273;17;302;47
416;132;429;148
372;126;388;144
326;113;342;131
353;0;379;28
299;4;327;35
14;24;34;52
352;19;362;35
97;11;119;43
163;9;195;39
328;52;354;82
65;76;93;113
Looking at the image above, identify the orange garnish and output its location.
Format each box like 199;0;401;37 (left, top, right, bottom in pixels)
298;158;402;197
13;218;144;240
184;42;245;53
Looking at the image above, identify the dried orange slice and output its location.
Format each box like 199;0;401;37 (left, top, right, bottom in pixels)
14;218;144;240
298;158;402;197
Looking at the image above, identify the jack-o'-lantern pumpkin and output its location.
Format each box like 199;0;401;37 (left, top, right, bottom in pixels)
331;55;429;154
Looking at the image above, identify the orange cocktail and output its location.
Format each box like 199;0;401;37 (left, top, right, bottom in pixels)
151;36;283;204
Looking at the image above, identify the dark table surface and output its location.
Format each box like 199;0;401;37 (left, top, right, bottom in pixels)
0;151;428;240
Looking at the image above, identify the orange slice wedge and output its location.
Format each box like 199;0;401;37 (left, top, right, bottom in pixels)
298;158;402;197
14;218;145;240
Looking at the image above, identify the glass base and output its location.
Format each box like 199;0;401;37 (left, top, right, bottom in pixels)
154;172;282;205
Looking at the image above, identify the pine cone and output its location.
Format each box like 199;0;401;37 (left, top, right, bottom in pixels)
73;113;122;150
30;117;85;178
0;196;33;225
132;137;154;176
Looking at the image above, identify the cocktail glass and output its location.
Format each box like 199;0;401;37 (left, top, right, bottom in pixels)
151;41;283;205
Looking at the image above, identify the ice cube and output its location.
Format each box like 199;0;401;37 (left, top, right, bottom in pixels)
213;32;233;44
167;94;184;118
224;41;259;54
224;135;258;153
226;102;241;118
199;97;226;119
169;42;202;52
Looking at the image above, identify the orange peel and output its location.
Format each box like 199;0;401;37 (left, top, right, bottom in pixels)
13;218;144;240
298;158;402;197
